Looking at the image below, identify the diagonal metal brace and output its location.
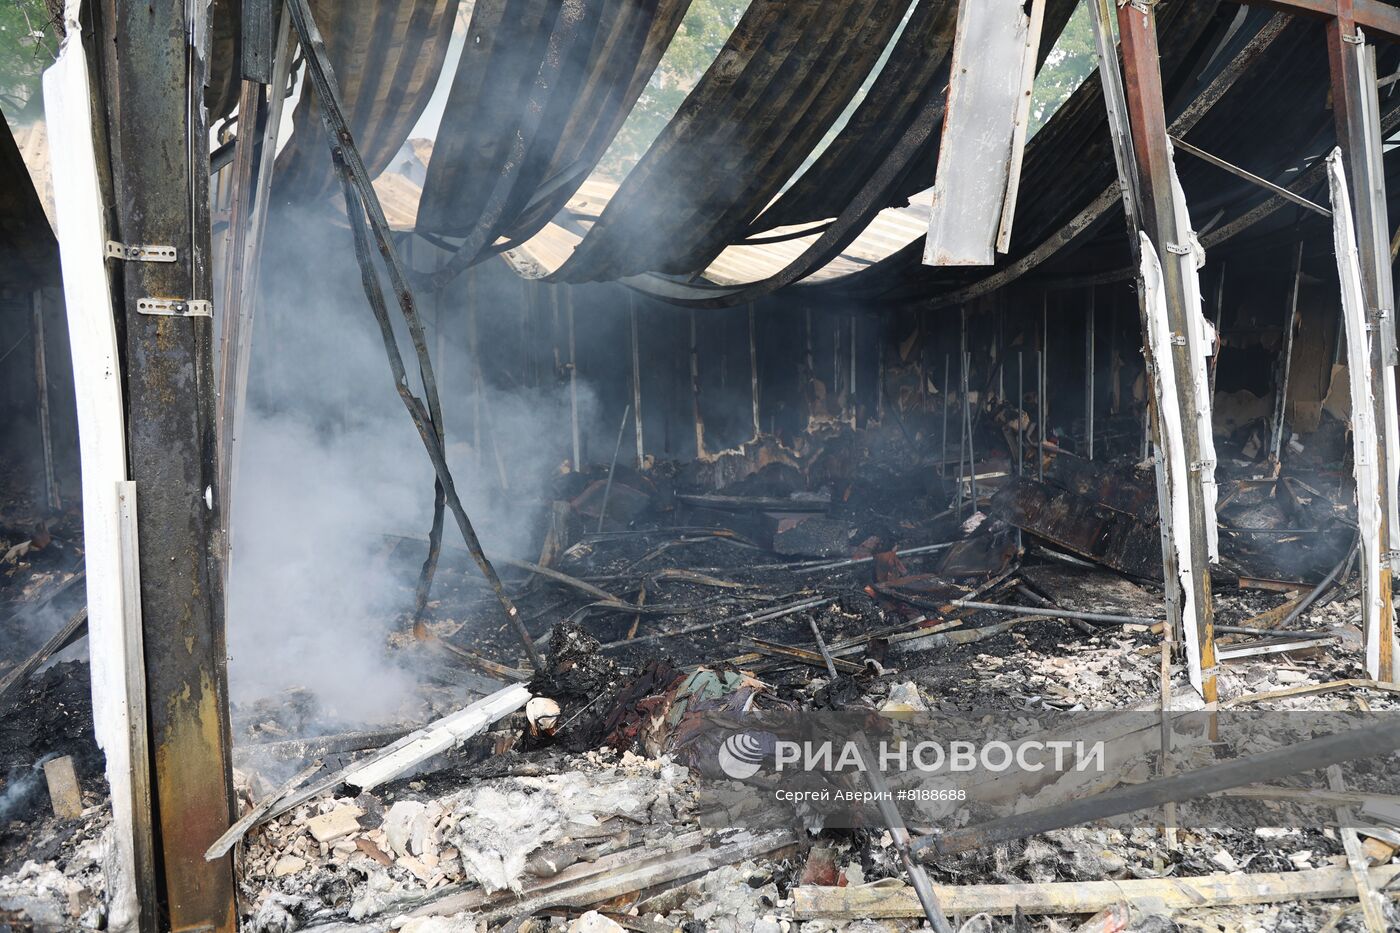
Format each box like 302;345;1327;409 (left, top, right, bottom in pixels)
284;0;542;670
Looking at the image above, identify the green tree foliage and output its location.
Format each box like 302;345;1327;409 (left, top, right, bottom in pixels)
0;0;59;121
1029;0;1097;136
598;0;750;178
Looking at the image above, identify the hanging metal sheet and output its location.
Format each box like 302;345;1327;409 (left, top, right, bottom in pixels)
416;0;691;247
815;0;1228;303
207;0;244;122
922;0;1035;266
747;0;960;234
273;0;459;202
555;0;909;283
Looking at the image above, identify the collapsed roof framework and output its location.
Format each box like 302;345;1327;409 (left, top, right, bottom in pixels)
19;0;1400;929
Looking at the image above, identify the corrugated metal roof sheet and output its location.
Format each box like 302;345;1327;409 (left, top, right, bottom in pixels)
274;0;460;202
553;0;913;283
415;0;689;249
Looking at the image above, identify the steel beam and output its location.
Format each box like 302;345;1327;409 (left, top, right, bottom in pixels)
1326;6;1397;681
31;290;58;511
632;294;645;464
749;304;761;439
690;310;706;458
1268;241;1305;466
216;8;293;588
1116;0;1218;703
94;0;238;926
1243;0;1400;42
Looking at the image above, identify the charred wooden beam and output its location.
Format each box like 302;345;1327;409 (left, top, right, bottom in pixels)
94;0;238;923
915;715;1400;857
0;607;87;713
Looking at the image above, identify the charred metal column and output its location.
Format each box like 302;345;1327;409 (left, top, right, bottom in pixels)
749;303;761;439
1268;242;1305;467
1326;4;1397;681
32;290;58;511
1116;0;1218;703
690;310;706;457
95;0;237;928
631;293;645;465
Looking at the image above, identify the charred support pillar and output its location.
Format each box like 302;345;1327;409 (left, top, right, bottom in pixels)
748;303;760;439
631;293;645;465
216;9;293;580
1325;8;1397;681
1085;288;1095;461
1268;242;1305;467
567;287;580;468
469;271;483;469
32;290;58;511
690;310;705;457
95;0;238;926
1115;0;1218;702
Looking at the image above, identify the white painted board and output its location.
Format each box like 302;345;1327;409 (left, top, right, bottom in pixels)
43;5;141;928
1140;234;1205;695
924;0;1033;267
1327;148;1387;680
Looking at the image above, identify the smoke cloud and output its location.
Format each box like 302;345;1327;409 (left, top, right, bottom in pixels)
224;204;597;732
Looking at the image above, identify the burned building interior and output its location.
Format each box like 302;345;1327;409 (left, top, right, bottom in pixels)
13;0;1400;930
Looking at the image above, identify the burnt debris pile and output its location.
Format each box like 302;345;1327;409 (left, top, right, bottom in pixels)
5;397;1400;931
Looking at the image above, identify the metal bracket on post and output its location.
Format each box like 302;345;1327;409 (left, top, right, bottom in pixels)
1378;308;1398;365
136;298;213;318
105;240;178;262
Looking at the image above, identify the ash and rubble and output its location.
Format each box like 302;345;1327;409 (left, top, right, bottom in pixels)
3;403;1399;932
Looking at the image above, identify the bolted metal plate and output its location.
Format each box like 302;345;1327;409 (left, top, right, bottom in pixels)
136;298;212;318
106;240;178;262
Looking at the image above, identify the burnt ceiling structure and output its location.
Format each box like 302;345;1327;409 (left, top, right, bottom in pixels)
255;0;1400;308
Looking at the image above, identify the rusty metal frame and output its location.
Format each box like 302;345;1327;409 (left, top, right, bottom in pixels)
1116;0;1219;703
922;10;1290;311
1321;4;1397;681
1244;0;1400;41
94;0;240;923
